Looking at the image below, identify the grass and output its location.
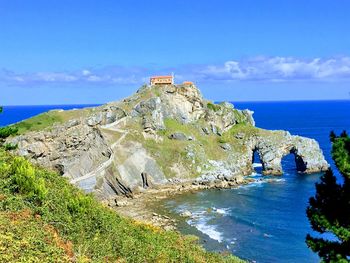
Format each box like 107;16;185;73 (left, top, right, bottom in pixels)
0;210;72;262
143;119;270;178
11;107;98;135
233;109;248;124
161;118;197;136
207;102;221;112
0;149;244;262
131;118;231;178
11;111;64;134
143;136;191;178
225;123;260;138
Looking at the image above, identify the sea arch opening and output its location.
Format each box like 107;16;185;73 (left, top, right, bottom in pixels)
252;148;264;174
281;147;307;174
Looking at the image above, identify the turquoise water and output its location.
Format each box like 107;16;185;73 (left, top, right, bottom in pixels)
1;101;350;262
163;100;350;263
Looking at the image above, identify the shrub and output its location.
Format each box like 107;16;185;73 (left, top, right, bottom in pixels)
3;143;17;151
340;130;348;138
0;126;18;139
306;132;350;261
10;157;47;202
207;102;221;112
329;130;336;142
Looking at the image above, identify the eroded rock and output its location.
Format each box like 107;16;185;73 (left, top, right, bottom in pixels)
8;83;329;200
168;132;187;140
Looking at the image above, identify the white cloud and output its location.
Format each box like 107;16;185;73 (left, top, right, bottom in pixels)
82;69;91;76
1;56;350;87
86;75;102;82
35;72;78;82
198;56;350;81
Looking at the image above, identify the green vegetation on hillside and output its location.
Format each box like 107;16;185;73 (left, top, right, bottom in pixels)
0;106;18;149
0;149;243;262
0;126;18;140
125;116;261;179
10;106;98;135
207;102;221;112
140;118;231;178
306;131;350;262
12;111;63;134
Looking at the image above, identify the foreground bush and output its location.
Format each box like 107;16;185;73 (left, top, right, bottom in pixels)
0;149;243;262
306;132;350;262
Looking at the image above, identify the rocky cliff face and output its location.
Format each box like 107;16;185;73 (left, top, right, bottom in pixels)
7;84;329;199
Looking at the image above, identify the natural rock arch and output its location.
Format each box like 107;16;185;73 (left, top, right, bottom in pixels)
249;135;327;175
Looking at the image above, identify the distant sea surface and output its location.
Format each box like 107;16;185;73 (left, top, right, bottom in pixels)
1;101;350;263
0;104;99;127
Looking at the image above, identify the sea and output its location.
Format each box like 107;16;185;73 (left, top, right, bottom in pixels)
1;101;350;263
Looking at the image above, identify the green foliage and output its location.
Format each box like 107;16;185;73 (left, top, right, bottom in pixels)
332;134;350;177
0;126;18;139
207;102;221;112
143;118;196;177
0;210;72;262
340;130;348;138
163;118;195;135
0;150;243;262
306;132;350;262
10;157;48;202
146;118;230;177
330;130;337;142
218;137;229;144
3;143;17;151
0;106;2;113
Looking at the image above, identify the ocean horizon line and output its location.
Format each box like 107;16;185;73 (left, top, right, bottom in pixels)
2;98;350;107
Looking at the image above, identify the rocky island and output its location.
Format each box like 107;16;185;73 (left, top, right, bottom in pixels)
8;84;329;209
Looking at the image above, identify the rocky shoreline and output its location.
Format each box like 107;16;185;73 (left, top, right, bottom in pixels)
107;176;255;231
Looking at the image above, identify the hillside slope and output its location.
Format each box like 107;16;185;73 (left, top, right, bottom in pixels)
0;149;243;262
7;84;329;200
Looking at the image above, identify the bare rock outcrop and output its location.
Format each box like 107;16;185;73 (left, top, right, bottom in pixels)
132;84;254;135
8;119;112;179
205;102;255;132
7;84;329;199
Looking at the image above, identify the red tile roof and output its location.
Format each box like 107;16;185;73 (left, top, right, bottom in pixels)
150;76;172;79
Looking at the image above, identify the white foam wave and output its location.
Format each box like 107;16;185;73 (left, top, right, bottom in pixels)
190;219;223;243
238;176;287;189
248;172;262;177
216;208;227;215
212;207;230;215
238;180;266;189
266;178;286;183
273;178;286;183
253;163;263;168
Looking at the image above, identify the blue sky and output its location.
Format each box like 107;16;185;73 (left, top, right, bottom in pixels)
1;0;350;105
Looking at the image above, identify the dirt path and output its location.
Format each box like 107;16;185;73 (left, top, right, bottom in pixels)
71;116;129;184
